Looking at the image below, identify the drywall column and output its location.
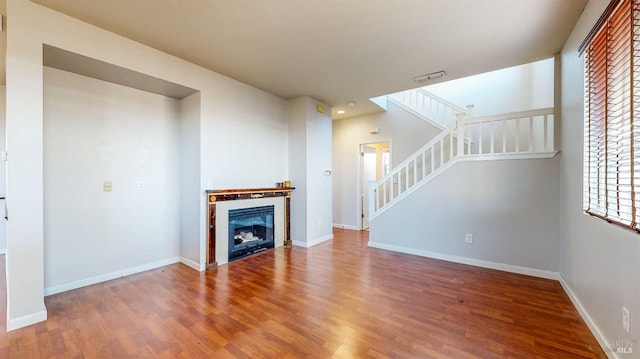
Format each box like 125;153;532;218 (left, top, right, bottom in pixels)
288;97;308;246
288;97;333;247
179;93;202;270
5;0;48;330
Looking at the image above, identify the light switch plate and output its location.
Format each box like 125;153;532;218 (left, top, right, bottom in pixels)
103;181;112;192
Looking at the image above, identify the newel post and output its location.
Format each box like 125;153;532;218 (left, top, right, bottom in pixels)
466;104;474;118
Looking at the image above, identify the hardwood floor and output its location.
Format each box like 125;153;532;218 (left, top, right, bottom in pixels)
0;229;606;358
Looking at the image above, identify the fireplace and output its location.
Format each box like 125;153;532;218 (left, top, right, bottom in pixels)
206;187;293;268
228;205;275;261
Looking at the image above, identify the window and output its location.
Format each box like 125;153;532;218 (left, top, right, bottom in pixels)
583;0;640;230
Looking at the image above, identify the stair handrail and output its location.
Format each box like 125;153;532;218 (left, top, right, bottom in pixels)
375;123;457;187
463;107;553;124
387;88;470;129
415;88;467;114
370;124;461;217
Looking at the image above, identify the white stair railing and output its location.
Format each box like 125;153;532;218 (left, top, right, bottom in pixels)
370;108;556;220
369;124;461;219
387;88;469;129
461;108;555;157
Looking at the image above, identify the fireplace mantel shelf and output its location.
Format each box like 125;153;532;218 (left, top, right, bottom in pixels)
206;187;295;202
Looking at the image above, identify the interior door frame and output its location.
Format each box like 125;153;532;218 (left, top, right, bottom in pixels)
357;139;391;230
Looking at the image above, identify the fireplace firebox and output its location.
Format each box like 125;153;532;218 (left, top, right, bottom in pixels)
228;205;274;261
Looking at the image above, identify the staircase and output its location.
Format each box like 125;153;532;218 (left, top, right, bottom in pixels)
369;88;556;220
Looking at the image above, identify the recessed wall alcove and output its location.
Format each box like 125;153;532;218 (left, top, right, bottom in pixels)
42;44;203;295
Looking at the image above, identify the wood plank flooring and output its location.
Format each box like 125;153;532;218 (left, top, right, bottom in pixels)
0;229;606;358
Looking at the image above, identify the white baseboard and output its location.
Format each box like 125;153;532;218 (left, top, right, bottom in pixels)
179;256;204;271
44;257;180;296
293;234;334;248
7;309;47;331
367;241;560;280
333;223;360;231
308;234;333;247
558;275;616;359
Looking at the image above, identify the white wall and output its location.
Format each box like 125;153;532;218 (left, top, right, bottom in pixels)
179;92;201;270
0;85;6;253
369;158;560;275
530;59;555;109
6;0;290;330
425;58;554;116
332;102;441;229
288;96;333;247
559;0;640;353
43;67;181;293
200;86;289;189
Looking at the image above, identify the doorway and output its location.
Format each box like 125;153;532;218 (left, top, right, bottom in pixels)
360;141;390;230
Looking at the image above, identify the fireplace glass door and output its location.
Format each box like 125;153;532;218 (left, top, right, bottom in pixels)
228;205;275;261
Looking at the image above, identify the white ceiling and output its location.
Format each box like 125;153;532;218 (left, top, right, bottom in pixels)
29;0;587;119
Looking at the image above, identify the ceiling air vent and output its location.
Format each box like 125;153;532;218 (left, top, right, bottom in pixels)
413;71;446;83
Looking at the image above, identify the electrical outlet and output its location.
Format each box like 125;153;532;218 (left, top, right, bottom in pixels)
137;181;145;191
465;233;473;243
103;181;112;192
623;306;631;334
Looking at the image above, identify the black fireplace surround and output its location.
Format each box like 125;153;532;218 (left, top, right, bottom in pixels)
228;205;275;261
